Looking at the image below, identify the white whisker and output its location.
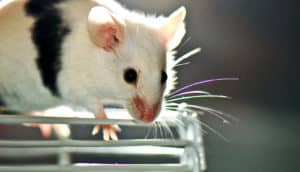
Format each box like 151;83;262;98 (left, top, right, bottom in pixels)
187;104;238;123
159;120;175;139
177;37;191;51
175;48;201;65
154;122;158;139
199;121;229;142
144;124;153;139
156;121;163;138
174;62;191;68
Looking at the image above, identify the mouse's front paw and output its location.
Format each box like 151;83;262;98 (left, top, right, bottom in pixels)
24;112;71;139
25;122;71;139
92;124;121;141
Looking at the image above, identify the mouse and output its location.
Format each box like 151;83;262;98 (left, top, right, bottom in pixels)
0;0;186;140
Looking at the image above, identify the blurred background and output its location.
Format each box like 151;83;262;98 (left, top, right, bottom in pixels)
119;0;298;171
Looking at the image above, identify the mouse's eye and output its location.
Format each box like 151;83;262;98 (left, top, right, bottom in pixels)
161;71;168;84
124;68;138;84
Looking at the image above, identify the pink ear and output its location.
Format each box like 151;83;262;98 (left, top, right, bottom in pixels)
159;7;186;50
88;6;124;52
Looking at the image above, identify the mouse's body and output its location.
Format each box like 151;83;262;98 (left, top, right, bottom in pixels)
0;0;186;139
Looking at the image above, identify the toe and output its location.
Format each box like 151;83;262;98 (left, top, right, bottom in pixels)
39;124;52;138
92;125;101;136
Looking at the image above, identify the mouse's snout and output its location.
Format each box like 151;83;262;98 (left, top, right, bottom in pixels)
130;96;161;123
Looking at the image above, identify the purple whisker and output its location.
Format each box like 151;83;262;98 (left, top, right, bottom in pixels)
170;90;209;98
171;78;239;95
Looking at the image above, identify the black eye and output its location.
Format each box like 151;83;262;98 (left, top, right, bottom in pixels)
161;71;168;84
124;68;138;84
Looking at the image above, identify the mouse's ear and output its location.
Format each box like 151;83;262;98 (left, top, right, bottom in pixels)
88;6;125;52
159;6;186;50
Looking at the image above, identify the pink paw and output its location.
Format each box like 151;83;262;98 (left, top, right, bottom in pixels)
92;124;121;141
25;123;52;138
25;123;70;139
24;112;70;138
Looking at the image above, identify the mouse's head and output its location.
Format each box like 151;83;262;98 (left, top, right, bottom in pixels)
87;6;186;123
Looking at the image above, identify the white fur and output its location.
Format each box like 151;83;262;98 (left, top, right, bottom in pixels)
0;0;63;111
0;0;185;122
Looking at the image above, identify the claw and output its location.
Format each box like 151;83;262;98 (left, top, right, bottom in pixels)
93;110;122;141
92;124;121;141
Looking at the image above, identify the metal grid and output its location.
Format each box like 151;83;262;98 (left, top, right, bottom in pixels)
0;108;206;172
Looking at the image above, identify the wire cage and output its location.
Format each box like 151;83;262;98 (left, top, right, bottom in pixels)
0;106;206;172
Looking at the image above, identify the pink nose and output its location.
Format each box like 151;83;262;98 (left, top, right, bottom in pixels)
133;96;160;122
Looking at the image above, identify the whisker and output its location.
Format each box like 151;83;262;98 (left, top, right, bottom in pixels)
165;107;179;111
164;102;180;107
199;120;229;142
171;78;239;96
157;121;164;138
159;122;166;138
172;117;209;137
185;105;230;124
165;99;238;123
175;48;201;65
165;106;199;116
144;124;153;139
164;103;180;110
171;117;185;128
161;120;177;139
187;104;239;122
199;110;229;124
167;95;231;103
177;37;191;51
170;90;210;98
154;122;158;139
161;121;175;139
174;62;191;68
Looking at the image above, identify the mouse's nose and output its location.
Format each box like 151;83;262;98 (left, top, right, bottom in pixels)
133;96;161;123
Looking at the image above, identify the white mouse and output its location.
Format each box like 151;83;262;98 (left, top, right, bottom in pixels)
0;0;186;140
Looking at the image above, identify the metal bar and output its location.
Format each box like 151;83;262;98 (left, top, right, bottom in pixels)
0;139;192;148
176;110;207;172
0;147;184;158
0;164;191;172
0;115;142;126
0;108;205;171
58;148;71;165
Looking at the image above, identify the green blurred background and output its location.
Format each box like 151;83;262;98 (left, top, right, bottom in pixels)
119;0;299;171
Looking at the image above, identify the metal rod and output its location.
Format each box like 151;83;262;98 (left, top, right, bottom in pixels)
0;164;191;172
0;108;205;172
58;148;71;165
0;139;192;148
0;147;183;158
0;115;142;126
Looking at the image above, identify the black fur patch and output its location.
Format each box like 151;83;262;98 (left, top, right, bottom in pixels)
25;0;70;97
25;0;64;17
